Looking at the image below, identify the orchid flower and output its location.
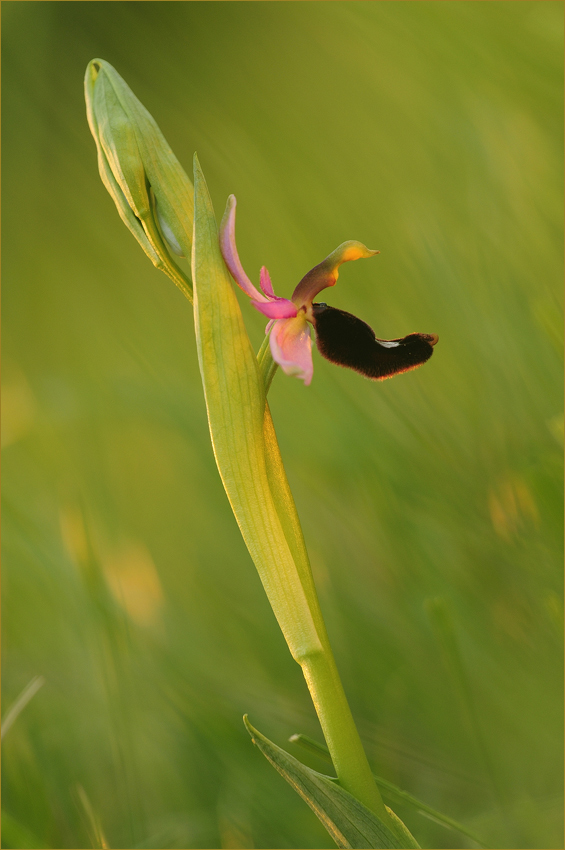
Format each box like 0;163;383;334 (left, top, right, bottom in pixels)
220;195;438;387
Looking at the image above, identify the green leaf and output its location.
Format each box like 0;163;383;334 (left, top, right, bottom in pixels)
244;716;409;849
256;336;334;658
191;154;323;663
289;733;485;846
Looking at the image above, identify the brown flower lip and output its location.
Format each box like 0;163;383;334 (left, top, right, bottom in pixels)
311;304;438;382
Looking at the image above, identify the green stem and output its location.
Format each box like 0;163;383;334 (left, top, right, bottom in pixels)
257;334;278;392
257;334;393;828
301;650;390;822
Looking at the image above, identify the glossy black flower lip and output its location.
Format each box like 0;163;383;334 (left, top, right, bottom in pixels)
312;304;438;381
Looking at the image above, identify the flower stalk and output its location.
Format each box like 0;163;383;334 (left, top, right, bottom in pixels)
192;154;396;827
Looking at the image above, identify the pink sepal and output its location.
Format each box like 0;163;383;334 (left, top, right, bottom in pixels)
219;195;268;303
251;299;298;319
260;267;276;298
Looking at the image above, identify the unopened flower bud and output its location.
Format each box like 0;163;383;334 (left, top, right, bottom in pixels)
155;198;185;258
85;59;193;300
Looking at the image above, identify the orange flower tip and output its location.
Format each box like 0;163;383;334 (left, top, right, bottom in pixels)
327;241;380;266
292;241;379;307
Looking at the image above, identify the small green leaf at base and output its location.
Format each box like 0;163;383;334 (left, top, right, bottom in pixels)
289;733;485;847
244;716;411;849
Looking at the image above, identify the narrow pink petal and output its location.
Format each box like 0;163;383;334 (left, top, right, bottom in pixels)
265;319;275;334
219;195;268;302
269;315;313;385
252;298;298;319
260;266;276;298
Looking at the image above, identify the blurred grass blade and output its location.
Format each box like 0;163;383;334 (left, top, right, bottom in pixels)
76;784;110;850
1;675;45;740
84;59;193;301
1;810;48;849
290;734;485;846
244;717;409;849
424;598;473;711
425;596;503;811
191;153;322;662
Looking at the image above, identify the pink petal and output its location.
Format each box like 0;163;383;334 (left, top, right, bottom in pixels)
260;266;276;298
291;240;379;307
269;315;313;385
219;195;269;303
252;298;298;319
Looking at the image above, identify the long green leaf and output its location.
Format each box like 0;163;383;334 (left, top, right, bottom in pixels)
244;717;409;849
289;733;485;846
191;154;323;663
255;336;334;654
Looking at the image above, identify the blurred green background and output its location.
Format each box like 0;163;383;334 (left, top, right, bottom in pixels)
2;2;563;848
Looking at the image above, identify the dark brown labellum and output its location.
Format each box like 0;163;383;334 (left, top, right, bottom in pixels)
311;304;438;381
